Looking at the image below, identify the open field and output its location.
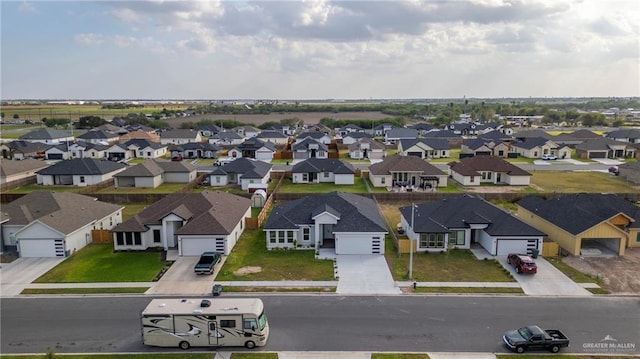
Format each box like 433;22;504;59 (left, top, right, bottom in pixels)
530;171;639;193
1;104;189;121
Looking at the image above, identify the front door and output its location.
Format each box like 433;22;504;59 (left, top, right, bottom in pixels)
208;321;219;346
323;224;333;239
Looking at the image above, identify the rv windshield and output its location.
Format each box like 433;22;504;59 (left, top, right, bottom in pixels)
258;311;268;331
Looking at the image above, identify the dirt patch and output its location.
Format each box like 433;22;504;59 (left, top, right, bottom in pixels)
562;248;640;294
463;186;529;193
234;266;262;276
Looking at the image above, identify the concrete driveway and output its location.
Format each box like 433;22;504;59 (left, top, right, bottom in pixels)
0;258;65;297
497;256;592;296
146;256;225;296
336;255;401;295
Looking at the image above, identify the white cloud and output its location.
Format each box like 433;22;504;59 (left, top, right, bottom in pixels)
74;33;103;46
19;0;36;12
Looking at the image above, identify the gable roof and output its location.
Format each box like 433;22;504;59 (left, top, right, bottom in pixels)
114;159;164;177
517;193;640;234
399;138;450;150
264;191;387;233
36;158;126;175
4;140;51;153
347;137;386;151
213;131;244;140
575;137;633;151
119;131;160;143
386;128;419;139
297;131;329;140
235;138;277;151
400;194;544;236
513;129;552;139
292;137;329;151
292;158;356;174
369;155;446;176
124;138;166;150
112;191;250;235
1;192;122;234
422;130;460;138
449;156;531;176
160;129;201;139
77;130;119;140
256;130;288;139
19;127;73;140
211;157;272;178
511;137;554;150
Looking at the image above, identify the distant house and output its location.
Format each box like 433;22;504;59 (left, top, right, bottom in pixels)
0;159;48;185
256;130;289;146
510;137;570;159
36;158;127;186
114;159;196;188
111;191;250;256
263;192;387;254
444;123;479;136
348;137;386;161
448;156;531;186
408;122;436;136
77;130;120;144
397;138;450;159
461;138;509;157
209;131;244;145
268;124;297;136
517;194;640;256
228;138;277;161
368;155;447;189
19;128;74;145
1;192;123;257
371;123;395;137
121;139;168;160
206;158;272;190
68;142;109;159
119;130;160;143
160;129;203;145
400;194;545;256
384;128;419;144
295;131;332;145
233;126;261;139
604;128;640;144
197;125;222;138
337;124;364;137
342;132;373;145
292;158;356;185
575;138;638;159
552;129;601;146
44;144;71;160
180;142;220;159
0;140;49;160
292;138;329;161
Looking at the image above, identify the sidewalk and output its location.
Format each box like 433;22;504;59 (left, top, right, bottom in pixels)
211;352;497;359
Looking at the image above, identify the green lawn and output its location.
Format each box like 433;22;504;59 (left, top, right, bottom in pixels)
216;229;334;281
530;171;636;193
120;203;150;221
97;183;187;194
34;244;167;283
21;287;149;295
545;257;602;284
414;287;523;294
277;177;369;193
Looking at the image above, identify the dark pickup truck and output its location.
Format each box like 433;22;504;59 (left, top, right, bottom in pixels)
194;252;221;275
503;325;570;353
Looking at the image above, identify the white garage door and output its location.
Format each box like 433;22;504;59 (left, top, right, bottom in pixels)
19;238;58;257
336;235;382;255
496;239;537;256
181;238;218;256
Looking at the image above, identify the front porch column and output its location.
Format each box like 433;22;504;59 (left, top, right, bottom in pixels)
161;220;169;251
314;224;321;250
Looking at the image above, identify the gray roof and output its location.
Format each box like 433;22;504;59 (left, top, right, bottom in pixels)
400;194;545;236
297;131;329;140
605;128;640;139
256;130;288;139
292;137;329;151
1;192;122;234
369;155;446;176
292;158;355;175
114;160;164;177
517;193;640;233
124;139;166;150
210;157;272;178
113;191;250;234
449;156;531;176
5;140;51;154
77;130;119;140
160;129;200;139
511;137;552;150
575;138;633;151
213;131;243;140
264;192;387;233
0;159;49;177
235;138;277;152
386;128;419;139
399;138;450;150
37;158;126;175
422;130;459;138
347;137;386;151
19;127;73;140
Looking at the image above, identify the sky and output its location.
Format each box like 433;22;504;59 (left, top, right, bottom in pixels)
1;0;639;100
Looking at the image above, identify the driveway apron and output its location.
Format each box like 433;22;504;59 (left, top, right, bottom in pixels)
146;256;218;296
336;255;401;295
498;256;592;296
0;258;65;297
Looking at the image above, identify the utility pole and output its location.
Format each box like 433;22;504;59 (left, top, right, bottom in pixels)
409;203;415;280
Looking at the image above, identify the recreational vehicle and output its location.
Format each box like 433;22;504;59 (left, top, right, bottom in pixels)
141;298;269;349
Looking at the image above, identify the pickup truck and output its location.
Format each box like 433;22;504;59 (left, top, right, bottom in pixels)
503;325;569;353
194;252;221;275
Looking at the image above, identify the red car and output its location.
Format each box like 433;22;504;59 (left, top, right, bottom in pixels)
507;253;537;274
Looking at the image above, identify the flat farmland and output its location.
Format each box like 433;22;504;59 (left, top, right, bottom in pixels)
165;111;393;127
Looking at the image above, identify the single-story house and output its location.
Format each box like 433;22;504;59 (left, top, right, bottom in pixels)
575;138;638;159
384;128;419;144
228;138;277;161
114;159;196;188
461;138;510;158
209;131;244;145
44;145;71;160
77;130;120;144
0;159;49;185
517;194;640;256
348;137;386;160
233;126;261;139
368;155;448;189
160;129;203;145
119;130;160;143
397;138;450;159
180;142;220;159
111;191;251;256
19;127;75;145
68;142;109;159
37;158;127;186
1;192;123;257
448;156;531;186
292;137;329;161
400;194;545;256
342;132;373;145
0;140;49;160
206;157;272;190
510;137;570;159
604;128;640;144
295;131;332;145
263;191;387;254
292;158;356;185
256;130;289;146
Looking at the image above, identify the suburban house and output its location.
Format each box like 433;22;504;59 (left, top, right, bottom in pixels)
36;158;127;186
348;137;386;161
256;130;289;146
107;139;168;160
263;191;388;254
179;142;220;159
368;155;448;190
408;122;435;136
1;192;123;257
448;156;531;186
111;191;250;256
445;123;480;136
228;138;277;161
604;128;640;144
337;124;364;137
0;159;49;185
44;144;71;160
206;157;272;190
233;126;261;139
575;138;638;159
292;137;329;161
68;142;109;159
114;159;196;188
510;137;570;159
552;129;601;146
209;131;244;145
0;140;49;160
77;130;120;144
341;132;373;145
461;138;509;158
384;128;419;144
119;130;161;143
292;158;356;185
296;131;332;145
399;194;545;256
397;138;450;159
197;125;222;137
160;129;203;145
516;194;640;256
19;127;75;145
267;124;297;136
618;161;640;185
372;123;395;137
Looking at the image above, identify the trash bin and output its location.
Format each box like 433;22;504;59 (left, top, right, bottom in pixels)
531;248;539;259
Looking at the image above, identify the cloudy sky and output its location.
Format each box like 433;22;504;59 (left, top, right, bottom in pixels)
1;0;638;100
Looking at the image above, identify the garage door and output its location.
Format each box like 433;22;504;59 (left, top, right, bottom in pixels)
407;152;422;157
181;237;219;256
336;235;382;255
18;238;59;257
47;153;63;160
588;152;607;159
496;239;537;256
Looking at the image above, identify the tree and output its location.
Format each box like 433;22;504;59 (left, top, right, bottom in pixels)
77;115;106;129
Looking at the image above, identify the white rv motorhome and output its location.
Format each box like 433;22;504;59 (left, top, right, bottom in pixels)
141;298;269;350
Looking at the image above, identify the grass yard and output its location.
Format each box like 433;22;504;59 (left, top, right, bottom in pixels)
414;287;523;294
34;243;167;283
120;202;150;221
530;171;637;193
21;287;149;295
97;183;187;194
216;229;335;281
6;185;80;193
545;257;602;284
277;177;369;193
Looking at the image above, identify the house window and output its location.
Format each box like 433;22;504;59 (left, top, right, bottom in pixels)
153;230;161;243
470;176;475;183
449;230;465;245
381;177;385;184
147;152;151;156
302;173;308;182
215;177;220;184
79;176;85;183
134;232;142;246
125;232;133;245
487;172;492;180
278;231;285;243
420;233;445;248
269;231;277;244
323;172;330;178
637;233;640;243
303;227;310;241
287;231;294;243
116;232;124;245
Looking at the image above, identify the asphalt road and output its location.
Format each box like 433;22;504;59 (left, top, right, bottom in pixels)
2;295;638;355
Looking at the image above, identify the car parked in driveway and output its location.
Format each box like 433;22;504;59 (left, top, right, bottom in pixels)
507;253;537;274
542;154;557;160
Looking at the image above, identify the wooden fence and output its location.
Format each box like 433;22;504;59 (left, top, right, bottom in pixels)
91;229;113;244
0;176;37;192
